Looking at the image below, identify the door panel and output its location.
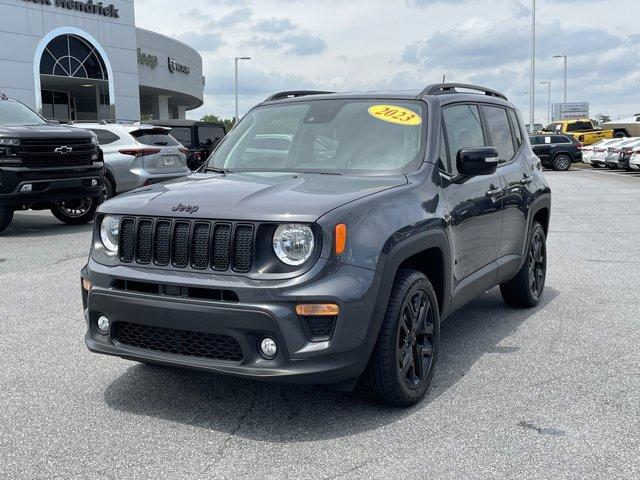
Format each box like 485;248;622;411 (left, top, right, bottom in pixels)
499;155;531;260
441;103;503;288
441;175;503;283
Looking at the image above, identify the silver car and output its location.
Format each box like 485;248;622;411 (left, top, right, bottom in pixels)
73;123;189;198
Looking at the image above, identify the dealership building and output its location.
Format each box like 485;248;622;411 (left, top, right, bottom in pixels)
0;0;204;122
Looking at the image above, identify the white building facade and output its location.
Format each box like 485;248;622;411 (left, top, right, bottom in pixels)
0;0;204;122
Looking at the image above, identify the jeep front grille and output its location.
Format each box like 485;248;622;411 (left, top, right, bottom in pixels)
118;217;255;273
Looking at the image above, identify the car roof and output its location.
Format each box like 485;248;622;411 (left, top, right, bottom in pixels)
260;84;514;109
147;119;225;128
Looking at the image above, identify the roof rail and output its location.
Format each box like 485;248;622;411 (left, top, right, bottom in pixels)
264;90;334;102
419;83;508;101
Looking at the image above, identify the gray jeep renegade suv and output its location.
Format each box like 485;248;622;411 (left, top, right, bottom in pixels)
81;84;551;407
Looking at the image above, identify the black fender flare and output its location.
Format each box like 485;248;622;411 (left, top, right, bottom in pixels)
357;228;452;367
517;193;551;272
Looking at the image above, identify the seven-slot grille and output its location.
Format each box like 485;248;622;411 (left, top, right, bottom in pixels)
119;217;255;273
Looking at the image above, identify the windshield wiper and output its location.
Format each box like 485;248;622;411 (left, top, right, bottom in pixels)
204;166;232;174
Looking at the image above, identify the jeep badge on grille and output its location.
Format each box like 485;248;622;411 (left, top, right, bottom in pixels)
172;203;199;214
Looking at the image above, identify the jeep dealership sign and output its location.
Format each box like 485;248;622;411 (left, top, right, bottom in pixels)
553;102;590;121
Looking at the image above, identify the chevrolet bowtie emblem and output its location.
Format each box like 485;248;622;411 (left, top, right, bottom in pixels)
54;146;73;155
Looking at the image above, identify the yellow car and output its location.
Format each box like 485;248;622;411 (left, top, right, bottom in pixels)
541;119;614;145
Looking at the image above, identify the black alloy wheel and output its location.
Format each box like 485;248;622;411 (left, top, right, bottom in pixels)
500;221;547;308
397;289;435;390
50;197;99;225
364;269;440;407
528;229;546;299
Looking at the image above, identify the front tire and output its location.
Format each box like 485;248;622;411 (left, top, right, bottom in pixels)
50;197;99;225
552;154;571;171
363;269;440;407
500;222;547;308
0;207;14;233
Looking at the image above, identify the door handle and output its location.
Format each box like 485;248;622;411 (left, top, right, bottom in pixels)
521;175;534;185
485;186;503;197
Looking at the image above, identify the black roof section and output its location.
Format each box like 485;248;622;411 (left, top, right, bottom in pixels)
260;83;509;104
146;119;226;128
264;91;335;102
418;83;508;101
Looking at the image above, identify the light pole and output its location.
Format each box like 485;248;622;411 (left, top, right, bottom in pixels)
234;56;251;123
529;0;536;132
553;54;567;103
540;81;551;124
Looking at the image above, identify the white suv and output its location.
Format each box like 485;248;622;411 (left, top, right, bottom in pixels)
72;123;189;198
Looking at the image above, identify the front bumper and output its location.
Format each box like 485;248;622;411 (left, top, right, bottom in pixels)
0;164;103;207
82;258;381;385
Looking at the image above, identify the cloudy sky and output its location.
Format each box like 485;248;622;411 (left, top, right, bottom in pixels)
135;0;640;123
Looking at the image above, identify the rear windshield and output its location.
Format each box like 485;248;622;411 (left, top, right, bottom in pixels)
207;99;427;175
0;99;47;126
197;126;225;146
130;129;179;146
169;127;192;147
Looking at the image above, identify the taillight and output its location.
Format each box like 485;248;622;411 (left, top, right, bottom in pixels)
179;148;190;155
118;147;161;157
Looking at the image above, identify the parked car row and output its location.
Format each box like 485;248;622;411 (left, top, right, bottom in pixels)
0;94;228;233
581;137;640;171
529;133;582;170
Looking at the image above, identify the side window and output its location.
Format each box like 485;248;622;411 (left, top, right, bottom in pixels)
438;124;451;173
508;110;523;148
483;106;515;163
442;104;485;168
88;128;120;145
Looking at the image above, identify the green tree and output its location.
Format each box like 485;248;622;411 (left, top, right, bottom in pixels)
201;114;235;131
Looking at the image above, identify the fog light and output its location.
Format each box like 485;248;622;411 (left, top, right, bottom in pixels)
259;337;277;359
20;184;33;192
97;316;110;335
91;178;99;187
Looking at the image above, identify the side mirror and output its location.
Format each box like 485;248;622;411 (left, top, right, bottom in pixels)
457;147;499;177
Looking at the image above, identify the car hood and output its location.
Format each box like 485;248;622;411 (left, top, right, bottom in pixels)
0;124;92;139
100;171;408;222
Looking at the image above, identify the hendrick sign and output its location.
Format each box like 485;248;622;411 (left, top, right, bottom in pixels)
21;0;120;19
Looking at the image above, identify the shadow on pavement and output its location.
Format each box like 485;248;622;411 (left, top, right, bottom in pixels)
103;286;560;442
0;211;94;238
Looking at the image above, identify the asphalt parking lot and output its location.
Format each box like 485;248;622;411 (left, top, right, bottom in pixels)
0;169;638;480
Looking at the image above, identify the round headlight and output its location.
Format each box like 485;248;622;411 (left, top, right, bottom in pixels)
100;215;120;254
273;224;315;266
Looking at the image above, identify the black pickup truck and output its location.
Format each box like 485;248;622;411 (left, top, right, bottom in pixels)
0;95;104;232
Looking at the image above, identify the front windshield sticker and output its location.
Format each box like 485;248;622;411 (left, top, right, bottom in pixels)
368;105;422;126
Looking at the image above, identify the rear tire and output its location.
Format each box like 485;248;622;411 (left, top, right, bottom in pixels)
0;207;13;233
363;269;440;407
500;222;547;308
50;197;99;225
103;176;116;200
552;154;571;171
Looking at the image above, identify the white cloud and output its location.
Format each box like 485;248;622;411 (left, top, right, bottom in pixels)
135;0;640;121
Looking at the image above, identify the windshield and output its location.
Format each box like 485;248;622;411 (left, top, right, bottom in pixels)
0;99;47;126
207;99;427;175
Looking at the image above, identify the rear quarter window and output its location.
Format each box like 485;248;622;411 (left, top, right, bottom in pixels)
130;130;179;146
197;126;225;147
88;129;120;145
483;105;515;163
169;127;192;147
